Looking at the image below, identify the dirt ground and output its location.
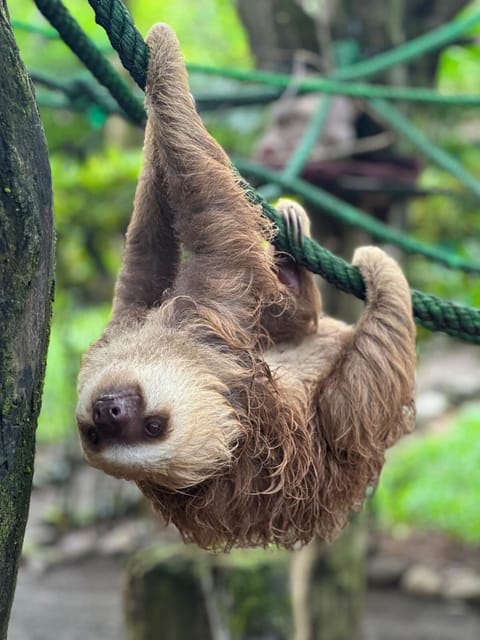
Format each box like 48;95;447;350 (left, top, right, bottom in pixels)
8;555;480;640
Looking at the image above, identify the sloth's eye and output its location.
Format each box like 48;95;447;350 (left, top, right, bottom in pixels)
144;419;167;439
87;427;99;446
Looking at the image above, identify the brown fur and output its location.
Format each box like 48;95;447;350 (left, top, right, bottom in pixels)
76;24;416;550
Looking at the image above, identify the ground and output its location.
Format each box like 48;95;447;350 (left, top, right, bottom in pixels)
9;555;480;640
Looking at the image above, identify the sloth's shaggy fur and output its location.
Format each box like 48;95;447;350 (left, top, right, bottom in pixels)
76;24;416;550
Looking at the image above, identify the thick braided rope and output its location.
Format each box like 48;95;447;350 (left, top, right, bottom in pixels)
86;0;148;90
33;0;145;124
237;174;480;344
235;159;480;275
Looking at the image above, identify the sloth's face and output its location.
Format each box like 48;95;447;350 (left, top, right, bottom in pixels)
75;355;242;488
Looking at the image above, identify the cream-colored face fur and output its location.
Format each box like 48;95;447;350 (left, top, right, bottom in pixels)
76;344;243;489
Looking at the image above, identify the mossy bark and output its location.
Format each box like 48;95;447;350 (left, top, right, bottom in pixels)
0;2;54;637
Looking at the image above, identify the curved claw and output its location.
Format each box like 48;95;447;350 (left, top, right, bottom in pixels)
276;199;310;247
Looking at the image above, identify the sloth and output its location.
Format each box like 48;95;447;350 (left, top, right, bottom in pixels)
76;24;416;550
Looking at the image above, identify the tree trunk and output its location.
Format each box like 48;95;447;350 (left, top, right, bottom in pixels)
332;0;469;82
236;0;320;71
237;0;469;81
0;2;54;637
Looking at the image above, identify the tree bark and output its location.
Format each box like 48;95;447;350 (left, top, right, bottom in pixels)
235;0;320;70
0;2;54;637
237;0;469;81
331;0;469;83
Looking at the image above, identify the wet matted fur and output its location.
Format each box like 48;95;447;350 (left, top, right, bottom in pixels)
76;24;416;550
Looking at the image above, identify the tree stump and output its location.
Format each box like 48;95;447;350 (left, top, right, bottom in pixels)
124;544;292;640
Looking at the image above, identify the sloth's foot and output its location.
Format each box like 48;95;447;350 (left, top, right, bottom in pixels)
274;199;312;296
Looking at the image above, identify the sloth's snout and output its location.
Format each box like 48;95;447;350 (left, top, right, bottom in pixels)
93;395;132;429
88;389;142;443
78;385;169;451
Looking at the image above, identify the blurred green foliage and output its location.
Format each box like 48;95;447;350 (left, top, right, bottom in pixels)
406;152;480;312
38;147;141;441
375;404;480;542
51;147;141;300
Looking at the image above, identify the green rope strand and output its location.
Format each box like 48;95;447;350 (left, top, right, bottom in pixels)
16;8;480;83
281;96;334;180
11;18;59;39
11;18;113;53
33;0;145;125
235;158;480;275
84;0;480;108
194;87;282;110
190;64;480;107
370;98;480;199
30;69;122;116
86;0;149;91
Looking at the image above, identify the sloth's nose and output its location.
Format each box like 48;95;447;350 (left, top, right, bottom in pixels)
92;391;140;432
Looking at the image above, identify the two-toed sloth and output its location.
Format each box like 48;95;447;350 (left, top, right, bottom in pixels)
76;24;416;550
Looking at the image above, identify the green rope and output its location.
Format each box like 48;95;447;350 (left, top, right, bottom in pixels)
35;89;97;114
17;8;480;84
33;0;145;125
30;69;122;115
259;47;356;202
86;0;149;90
85;0;480;107
281;96;333;180
11;18;59;39
30;69;280;113
189;64;480;107
235;158;480;275
334;12;480;81
11;18;113;53
194;87;282;110
236;171;480;344
370;98;480;199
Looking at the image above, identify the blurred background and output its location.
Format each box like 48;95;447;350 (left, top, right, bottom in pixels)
7;0;480;638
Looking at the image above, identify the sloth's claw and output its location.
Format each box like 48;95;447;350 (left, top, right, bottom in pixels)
276;200;311;247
